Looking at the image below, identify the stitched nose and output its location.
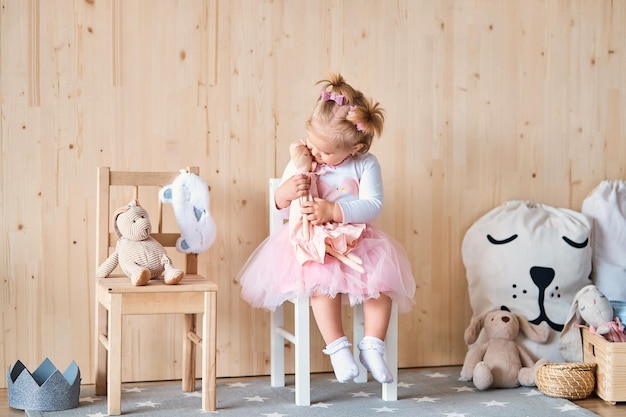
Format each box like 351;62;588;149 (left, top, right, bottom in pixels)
530;266;555;290
502;316;510;323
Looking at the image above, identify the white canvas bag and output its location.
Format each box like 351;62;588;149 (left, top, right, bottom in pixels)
581;180;626;302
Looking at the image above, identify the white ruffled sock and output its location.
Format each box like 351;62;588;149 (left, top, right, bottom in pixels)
322;336;360;383
358;336;393;383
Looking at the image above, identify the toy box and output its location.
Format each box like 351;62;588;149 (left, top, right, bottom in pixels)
582;328;626;404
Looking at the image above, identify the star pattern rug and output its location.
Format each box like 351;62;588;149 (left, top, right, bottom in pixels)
25;367;599;416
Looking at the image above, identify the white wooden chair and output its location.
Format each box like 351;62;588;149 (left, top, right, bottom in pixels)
268;178;398;406
94;167;219;415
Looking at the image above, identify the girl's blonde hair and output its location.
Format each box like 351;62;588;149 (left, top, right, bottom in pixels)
306;73;384;157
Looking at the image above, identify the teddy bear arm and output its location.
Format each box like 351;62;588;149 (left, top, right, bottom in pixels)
145;240;170;272
96;250;119;278
516;344;537;368
460;343;488;380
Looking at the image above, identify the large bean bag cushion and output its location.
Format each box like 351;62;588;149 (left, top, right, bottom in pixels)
462;200;592;362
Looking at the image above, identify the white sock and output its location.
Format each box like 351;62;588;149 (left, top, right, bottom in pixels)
358;336;393;383
322;336;360;383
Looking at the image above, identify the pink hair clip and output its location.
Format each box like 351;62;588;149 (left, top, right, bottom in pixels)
320;90;347;105
348;105;365;132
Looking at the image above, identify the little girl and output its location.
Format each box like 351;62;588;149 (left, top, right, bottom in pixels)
238;73;416;384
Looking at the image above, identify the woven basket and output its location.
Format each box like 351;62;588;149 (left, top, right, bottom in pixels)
535;362;596;400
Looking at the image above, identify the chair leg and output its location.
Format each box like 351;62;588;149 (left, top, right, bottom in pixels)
95;301;108;396
202;291;217;412
353;303;367;383
182;314;196;392
294;296;310;406
270;304;286;387
382;302;398;401
108;295;123;415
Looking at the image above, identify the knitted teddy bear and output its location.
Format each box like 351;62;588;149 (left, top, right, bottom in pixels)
96;200;184;286
459;309;550;390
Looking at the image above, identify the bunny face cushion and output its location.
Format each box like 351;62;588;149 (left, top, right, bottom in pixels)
462;200;592;362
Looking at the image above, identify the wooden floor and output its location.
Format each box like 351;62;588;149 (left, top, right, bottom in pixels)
574;395;626;417
1;370;624;417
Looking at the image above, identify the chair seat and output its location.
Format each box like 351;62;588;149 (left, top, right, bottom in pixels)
98;275;219;293
97;276;219;315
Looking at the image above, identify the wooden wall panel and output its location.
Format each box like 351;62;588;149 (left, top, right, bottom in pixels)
1;0;625;387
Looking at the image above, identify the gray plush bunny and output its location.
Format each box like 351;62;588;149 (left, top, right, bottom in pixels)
559;284;613;362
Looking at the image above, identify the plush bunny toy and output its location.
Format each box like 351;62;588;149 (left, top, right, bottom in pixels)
559;284;626;362
459;309;550;390
96;200;184;286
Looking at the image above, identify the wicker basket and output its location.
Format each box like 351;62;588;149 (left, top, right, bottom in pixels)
536;362;596;400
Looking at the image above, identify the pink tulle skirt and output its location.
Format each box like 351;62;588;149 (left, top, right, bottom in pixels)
238;223;416;313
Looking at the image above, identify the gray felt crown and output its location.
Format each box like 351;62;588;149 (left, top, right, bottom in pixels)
7;358;80;411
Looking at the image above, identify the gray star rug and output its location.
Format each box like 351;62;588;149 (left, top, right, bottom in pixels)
25;367;600;417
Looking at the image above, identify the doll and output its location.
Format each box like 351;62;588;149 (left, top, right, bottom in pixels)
288;140;365;273
559;284;626;362
290;141;315;240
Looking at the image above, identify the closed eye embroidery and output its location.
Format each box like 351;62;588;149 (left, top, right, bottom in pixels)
486;234;518;245
562;236;588;249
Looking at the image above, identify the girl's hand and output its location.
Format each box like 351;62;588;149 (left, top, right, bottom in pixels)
301;198;341;225
274;174;310;209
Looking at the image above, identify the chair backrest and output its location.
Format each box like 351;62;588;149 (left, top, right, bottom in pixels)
96;167;200;275
269;178;284;235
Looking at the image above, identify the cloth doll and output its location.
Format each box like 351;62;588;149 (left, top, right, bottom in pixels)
559;284;626;362
459;309;550;390
96;200;184;286
287;140;365;272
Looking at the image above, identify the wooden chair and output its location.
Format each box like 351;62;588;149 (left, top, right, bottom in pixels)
94;167;219;415
268;178;398;406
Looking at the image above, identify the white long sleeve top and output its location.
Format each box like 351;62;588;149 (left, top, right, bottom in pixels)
280;152;384;224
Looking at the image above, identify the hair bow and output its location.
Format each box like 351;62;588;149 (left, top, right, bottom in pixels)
348;105;366;132
320;90;347;105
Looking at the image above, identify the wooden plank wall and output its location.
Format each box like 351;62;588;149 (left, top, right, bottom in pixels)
1;0;625;387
